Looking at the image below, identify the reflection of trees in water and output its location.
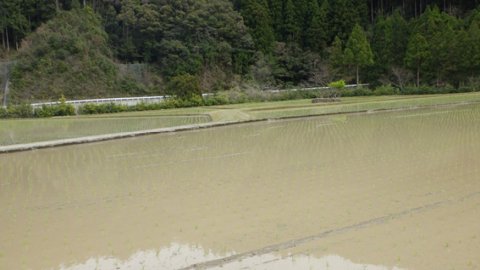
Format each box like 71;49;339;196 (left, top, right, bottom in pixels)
59;243;403;270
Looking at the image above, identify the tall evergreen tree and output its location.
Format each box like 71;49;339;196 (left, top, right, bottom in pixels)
404;32;430;86
468;21;480;76
294;0;310;46
0;0;29;51
329;0;363;41
282;0;299;43
268;0;284;40
390;11;410;66
329;35;344;77
344;24;374;84
241;0;275;53
306;0;328;53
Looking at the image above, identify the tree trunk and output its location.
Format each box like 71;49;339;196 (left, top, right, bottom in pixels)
417;66;420;87
370;0;374;23
56;0;60;12
414;0;417;17
5;28;9;52
1;29;5;50
4;79;9;107
356;65;360;86
83;0;86;8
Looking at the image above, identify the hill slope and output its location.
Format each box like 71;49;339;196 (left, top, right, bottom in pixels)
10;8;121;102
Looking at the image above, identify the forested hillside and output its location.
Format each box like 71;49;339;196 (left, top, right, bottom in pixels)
1;0;480;101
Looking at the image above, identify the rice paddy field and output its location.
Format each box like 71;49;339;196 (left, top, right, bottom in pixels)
2;92;480;146
1;93;480;270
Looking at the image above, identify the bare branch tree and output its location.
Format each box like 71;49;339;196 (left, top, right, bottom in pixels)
391;66;413;89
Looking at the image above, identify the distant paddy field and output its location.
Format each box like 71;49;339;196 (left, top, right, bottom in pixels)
1;92;480;146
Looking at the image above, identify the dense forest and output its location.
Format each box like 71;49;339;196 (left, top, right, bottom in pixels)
1;0;480;101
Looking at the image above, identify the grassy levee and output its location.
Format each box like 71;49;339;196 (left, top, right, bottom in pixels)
1;92;480;146
0;114;211;146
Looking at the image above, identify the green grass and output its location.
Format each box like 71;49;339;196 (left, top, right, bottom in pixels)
244;93;480;119
0;114;211;145
1;92;480;146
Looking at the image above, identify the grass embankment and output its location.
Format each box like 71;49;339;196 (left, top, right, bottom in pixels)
1;92;480;146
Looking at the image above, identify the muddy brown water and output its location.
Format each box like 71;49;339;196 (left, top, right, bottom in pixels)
1;104;480;270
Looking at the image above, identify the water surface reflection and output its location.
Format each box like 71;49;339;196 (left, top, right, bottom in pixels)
59;243;404;270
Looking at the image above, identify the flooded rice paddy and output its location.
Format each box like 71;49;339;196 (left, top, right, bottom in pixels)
1;104;480;270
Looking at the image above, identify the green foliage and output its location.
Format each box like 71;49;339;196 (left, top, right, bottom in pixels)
340;87;373;97
10;8;119;101
271;43;313;85
373;85;398;95
204;90;249;105
55;96;76;116
5;0;480;104
77;97;206;115
0;107;8;118
306;0;329;53
328;80;346;89
372;11;410;68
166;74;203;100
117;77;148;95
242;0;275;53
329;0;366;42
282;0;300;43
78;103;129;114
5;104;34;118
110;0;253;80
344;24;374;84
329;36;345;77
34;103;76;117
404;33;430;86
401;85;463;95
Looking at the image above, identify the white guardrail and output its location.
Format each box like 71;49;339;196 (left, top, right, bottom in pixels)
264;84;369;93
30;93;217;109
31;96;169;109
30;85;368;109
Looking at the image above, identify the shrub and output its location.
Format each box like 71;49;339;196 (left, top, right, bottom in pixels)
0;107;8;118
7;104;35;118
33;96;76;117
55;96;76;116
373;85;398;96
204;94;229;106
78;103;129;114
341;87;373;97
166;74;203;100
328;80;346;89
117;78;147;95
400;86;456;95
34;105;55;117
179;95;204;107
